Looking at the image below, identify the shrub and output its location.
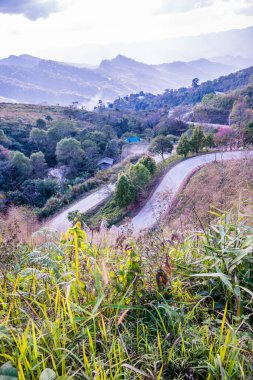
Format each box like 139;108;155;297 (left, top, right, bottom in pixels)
129;162;151;190
37;196;65;219
139;155;157;175
115;174;136;207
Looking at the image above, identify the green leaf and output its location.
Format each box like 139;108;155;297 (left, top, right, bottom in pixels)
0;325;11;341
0;362;18;380
122;364;153;378
240;286;253;299
190;273;233;291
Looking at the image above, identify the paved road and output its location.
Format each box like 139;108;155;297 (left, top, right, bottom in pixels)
48;184;115;232
186;121;230;129
47;153;166;233
131;150;253;231
48;150;252;233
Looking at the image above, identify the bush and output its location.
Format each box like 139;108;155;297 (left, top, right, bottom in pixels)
37;196;65;219
115;174;136;208
139;155;157;175
68;178;103;201
129;162;151;190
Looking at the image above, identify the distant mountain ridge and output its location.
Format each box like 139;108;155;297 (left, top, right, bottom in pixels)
42;26;253;65
111;65;253;112
0;53;243;107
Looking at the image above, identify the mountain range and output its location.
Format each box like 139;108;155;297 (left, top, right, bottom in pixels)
0;54;242;108
41;26;253;65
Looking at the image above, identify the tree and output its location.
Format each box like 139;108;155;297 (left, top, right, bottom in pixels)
81;140;100;173
105;139;121;158
192;78;200;88
11;151;32;182
190;126;205;153
149;136;173;160
129;163;151;190
177;133;191;157
215;127;234;150
48;121;76;142
36;118;47;129
244;121;253;146
45;115;53;123
30;151;48;178
29;128;48;152
144;128;154;142
230;96;252;147
21;179;58;207
204;134;215;149
46;121;77;164
56;138;84;174
90;131;108;151
0;130;10;147
139;155;157;175
115;174;136;207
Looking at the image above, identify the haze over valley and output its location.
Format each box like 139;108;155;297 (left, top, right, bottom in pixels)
0;26;253;107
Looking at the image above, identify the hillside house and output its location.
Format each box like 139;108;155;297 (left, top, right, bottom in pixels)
97;157;114;170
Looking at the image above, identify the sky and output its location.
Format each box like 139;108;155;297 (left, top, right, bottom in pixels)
0;0;253;63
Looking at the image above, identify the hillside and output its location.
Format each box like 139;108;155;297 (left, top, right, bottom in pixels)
169;159;253;230
111;65;253;112
0;102;166;219
192;80;253;124
0;54;239;107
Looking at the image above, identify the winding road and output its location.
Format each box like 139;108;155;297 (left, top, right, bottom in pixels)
48;184;115;232
48;150;253;233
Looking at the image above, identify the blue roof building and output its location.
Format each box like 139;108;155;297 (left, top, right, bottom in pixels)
125;136;141;144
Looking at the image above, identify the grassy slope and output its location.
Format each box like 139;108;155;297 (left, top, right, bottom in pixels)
0;103;67;123
166;158;253;232
0;210;252;379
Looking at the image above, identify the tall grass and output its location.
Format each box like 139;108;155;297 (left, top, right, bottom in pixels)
0;212;252;379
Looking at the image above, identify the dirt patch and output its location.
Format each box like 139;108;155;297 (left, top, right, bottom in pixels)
121;143;150;160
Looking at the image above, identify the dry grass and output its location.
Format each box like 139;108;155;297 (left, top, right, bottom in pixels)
0;206;41;243
0;103;67;124
167;158;253;233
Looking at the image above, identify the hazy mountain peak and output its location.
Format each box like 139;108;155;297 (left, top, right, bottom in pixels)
99;54;147;71
0;54;41;68
0;47;249;107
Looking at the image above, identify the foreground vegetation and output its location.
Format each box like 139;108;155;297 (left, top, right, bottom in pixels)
0;209;252;379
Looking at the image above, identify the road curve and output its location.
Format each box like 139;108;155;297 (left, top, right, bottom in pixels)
131;150;253;231
48;184;115;232
48;150;253;233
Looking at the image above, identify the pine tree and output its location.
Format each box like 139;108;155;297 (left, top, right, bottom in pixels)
139;155;157;175
204;134;215;149
176;133;190;157
190;126;205;153
129;163;151;190
115;174;136;207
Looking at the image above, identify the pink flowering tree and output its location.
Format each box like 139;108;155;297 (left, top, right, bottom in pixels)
215;127;235;150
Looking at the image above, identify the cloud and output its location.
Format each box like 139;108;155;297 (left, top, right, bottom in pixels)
234;0;253;16
157;0;214;13
0;0;61;20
